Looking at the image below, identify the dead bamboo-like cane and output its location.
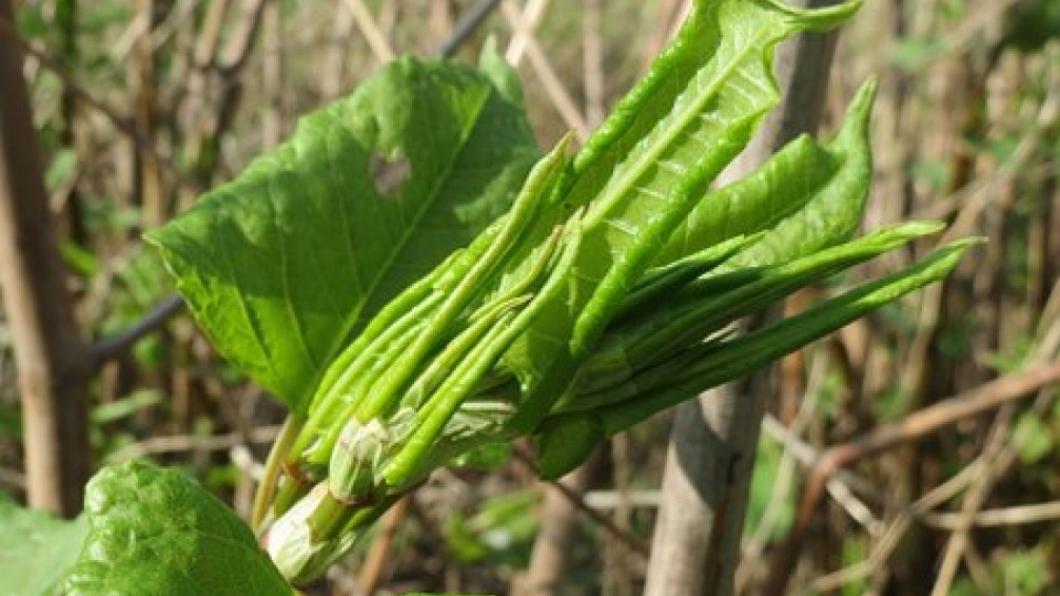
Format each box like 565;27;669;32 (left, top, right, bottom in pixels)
0;0;91;516
262;0;283;150
643;2;844;594
764;361;1060;595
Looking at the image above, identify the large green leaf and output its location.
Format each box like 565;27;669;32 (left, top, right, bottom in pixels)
504;0;862;432
62;461;291;596
147;57;538;413
0;494;86;595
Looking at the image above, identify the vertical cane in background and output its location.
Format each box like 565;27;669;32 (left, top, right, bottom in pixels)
644;1;846;593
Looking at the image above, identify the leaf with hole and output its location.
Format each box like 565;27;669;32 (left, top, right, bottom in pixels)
147;57;537;414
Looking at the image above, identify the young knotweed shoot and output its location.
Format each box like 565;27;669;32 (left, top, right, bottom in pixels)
139;0;979;587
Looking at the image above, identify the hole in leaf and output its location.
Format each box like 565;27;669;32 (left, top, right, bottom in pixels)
370;153;411;198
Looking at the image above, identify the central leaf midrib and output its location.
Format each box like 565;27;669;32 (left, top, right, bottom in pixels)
509;16;784;387
583;24;776;230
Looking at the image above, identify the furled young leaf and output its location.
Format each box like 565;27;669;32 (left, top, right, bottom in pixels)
0;494;87;595
147;57;538;414
245;0;982;580
596;239;981;434
562;79;878;404
722;77;877;269
652;133;838;266
504;0;862;432
648;76;880;271
62;461;291;596
559;222;944;414
531;239;971;476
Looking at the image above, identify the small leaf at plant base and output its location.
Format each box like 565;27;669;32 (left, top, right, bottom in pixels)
534;413;604;480
147;57;538;414
62;461;291;596
451;441;512;471
0;493;87;596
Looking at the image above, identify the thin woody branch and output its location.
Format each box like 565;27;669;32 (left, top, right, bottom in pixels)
514;448;650;559
0;15;195;193
89;294;185;367
764;361;1060;596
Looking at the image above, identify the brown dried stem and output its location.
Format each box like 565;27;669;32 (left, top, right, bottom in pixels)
764;361;1060;596
0;0;91;516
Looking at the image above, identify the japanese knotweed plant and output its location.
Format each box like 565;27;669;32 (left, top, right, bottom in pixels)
43;0;980;592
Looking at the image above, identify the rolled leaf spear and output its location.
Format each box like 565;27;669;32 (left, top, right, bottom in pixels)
148;0;978;586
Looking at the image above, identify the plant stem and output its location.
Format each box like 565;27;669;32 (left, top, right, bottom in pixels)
0;0;91;516
644;5;843;591
252;415;303;529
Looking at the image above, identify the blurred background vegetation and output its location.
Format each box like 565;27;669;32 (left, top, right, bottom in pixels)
0;0;1058;594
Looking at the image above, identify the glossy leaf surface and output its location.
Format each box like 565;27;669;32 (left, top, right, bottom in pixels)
62;461;290;596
